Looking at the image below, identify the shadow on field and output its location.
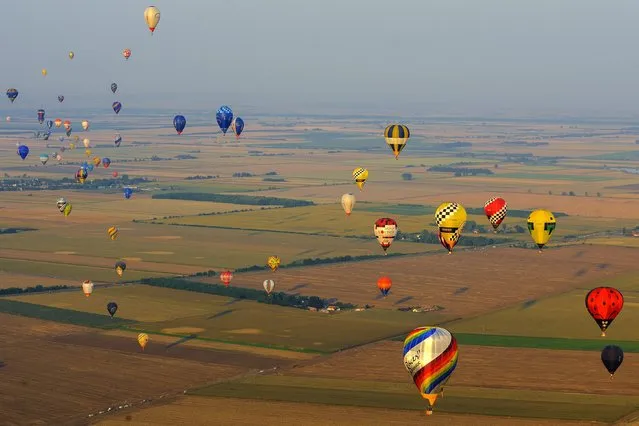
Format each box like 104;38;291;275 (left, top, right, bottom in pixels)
574;268;588;277
520;299;537;309
166;334;197;349
224;298;243;306
453;287;470;296
208;309;234;320
394;296;413;305
288;283;309;292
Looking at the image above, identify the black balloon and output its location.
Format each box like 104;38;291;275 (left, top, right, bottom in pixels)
601;345;623;376
107;301;118;317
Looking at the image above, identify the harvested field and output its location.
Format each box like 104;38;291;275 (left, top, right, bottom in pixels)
0;313;244;425
93;395;597;426
53;332;294;370
0;271;72;289
203;245;639;318
288;341;639;395
0;248;203;275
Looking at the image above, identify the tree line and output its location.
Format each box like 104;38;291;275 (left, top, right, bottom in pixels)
138;277;355;310
151;192;315;207
0;284;70;296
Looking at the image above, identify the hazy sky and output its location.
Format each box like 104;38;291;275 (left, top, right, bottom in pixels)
2;0;639;117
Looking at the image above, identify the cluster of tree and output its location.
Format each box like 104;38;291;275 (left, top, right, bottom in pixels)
232;172;254;177
428;165;494;177
0;227;36;234
397;230;511;247
235;253;405;273
264;171;278;176
0;175;149;191
151;192;314;207
0;284;69;296
502;141;549;146
138;277;356;310
185;175;219;180
263;177;286;182
174;154;197;160
401;173;414;181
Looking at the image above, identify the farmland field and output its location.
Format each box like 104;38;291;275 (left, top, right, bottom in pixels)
6;116;639;424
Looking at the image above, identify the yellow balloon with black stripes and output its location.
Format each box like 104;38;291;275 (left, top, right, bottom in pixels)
527;209;556;252
107;226;119;241
384;124;410;159
352;167;369;191
434;202;467;254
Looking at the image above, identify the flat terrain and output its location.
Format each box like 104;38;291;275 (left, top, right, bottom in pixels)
204;245;639;317
5;116;639;424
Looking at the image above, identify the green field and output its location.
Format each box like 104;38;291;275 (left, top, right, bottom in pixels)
190;375;638;422
448;288;639;341
6;284;442;352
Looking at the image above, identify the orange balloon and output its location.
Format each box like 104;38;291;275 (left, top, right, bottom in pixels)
377;276;392;296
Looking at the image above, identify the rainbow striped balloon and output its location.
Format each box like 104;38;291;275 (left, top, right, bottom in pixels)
403;326;458;413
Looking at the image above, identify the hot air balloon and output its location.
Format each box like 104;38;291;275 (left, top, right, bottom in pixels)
107;301;118;317
53;118;61;128
41;68;47;77
173;115;186;135
58;95;64;103
373;218;398;254
341;193;355;216
263;279;275;295
39;154;49;165
66;128;73;137
435;202;467;254
69;143;76;150
231;117;245;139
377;276;392;297
220;270;233;287
43;132;51;141
92;156;101;167
384;124;410;159
112;171;119;178
352;167;368;191
112;101;122;114
85;149;92;158
144;6;161;34
216;105;233;134
37;109;45;124
6;116;10;122
107;226;119;241
6;88;18;103
17;145;29;160
138;333;149;351
111;83;118;94
527;209;556;252
586;287;624;337
267;256;281;272
102;158;111;168
115;260;126;277
114;133;122;147
56;197;68;213
63;120;71;130
83;138;90;148
81;120;89;131
46;120;53;130
484;197;507;231
82;280;93;297
403;326;458;416
68;51;74;60
75;167;88;184
601;345;623;377
123;187;133;199
122;49;131;60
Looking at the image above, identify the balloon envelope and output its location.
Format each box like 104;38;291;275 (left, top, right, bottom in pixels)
586;287;624;336
484;197;507;230
216;105;233;134
173;115;186;134
601;345;623;376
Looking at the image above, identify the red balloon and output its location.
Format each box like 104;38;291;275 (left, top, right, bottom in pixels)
112;171;118;178
220;270;233;287
585;287;624;336
377;276;392;296
484;197;507;230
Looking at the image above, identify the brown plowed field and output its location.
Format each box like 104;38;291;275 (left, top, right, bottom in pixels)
202;245;639;317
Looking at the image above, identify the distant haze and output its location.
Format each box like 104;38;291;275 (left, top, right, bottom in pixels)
2;0;639;118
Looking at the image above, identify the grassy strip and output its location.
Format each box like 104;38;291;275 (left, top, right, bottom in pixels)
390;333;639;352
151;192;314;207
189;382;630;422
0;299;134;328
119;326;328;355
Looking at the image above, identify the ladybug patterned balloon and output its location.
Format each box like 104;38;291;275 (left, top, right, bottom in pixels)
373;218;398;255
484;197;507;230
220;270;233;287
585;287;624;337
